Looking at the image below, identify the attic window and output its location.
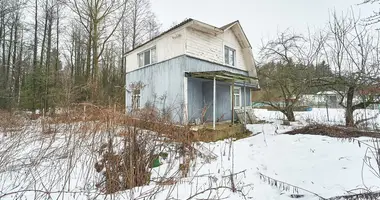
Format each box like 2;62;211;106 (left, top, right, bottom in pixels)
138;46;156;67
224;45;236;66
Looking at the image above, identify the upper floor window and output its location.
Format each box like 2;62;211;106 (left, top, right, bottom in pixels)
224;45;236;66
138;46;156;67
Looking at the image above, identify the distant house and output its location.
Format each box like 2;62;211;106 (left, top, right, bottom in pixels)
124;18;259;125
301;91;340;108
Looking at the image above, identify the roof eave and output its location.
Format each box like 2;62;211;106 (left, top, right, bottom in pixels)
192;20;224;34
124;18;194;56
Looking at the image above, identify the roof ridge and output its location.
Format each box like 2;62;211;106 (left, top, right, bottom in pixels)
125;18;194;54
219;20;239;30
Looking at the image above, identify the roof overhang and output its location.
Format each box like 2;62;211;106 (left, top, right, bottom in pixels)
185;70;259;89
230;23;252;49
124;19;253;56
191;21;224;35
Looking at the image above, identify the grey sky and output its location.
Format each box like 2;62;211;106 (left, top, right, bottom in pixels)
151;0;374;56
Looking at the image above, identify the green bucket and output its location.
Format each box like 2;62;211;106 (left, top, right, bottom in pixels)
152;158;161;168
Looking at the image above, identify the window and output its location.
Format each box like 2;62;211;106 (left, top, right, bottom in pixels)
233;87;241;108
138;46;156;67
132;89;141;110
224;46;236;66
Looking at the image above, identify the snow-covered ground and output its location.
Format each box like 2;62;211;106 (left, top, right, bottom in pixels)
254;108;380;128
1;108;380;199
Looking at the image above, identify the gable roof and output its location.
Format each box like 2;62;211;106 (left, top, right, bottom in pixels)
220;20;239;30
125;18;194;55
125;19;252;55
221;20;252;49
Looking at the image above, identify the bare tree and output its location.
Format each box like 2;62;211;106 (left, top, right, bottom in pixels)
258;30;327;121
129;0;157;48
321;11;380;127
361;0;380;25
68;0;127;84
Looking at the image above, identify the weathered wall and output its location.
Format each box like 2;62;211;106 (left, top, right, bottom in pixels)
126;55;253;123
202;81;232;122
126;56;186;123
187;77;203;121
223;29;247;71
125;28;186;73
185;27;248;71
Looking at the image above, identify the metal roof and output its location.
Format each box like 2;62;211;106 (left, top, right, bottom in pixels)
125;19;252;55
185;70;259;89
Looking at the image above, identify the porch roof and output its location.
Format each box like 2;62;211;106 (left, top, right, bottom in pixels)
184;70;258;83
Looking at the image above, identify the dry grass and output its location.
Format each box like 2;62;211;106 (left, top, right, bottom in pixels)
193;123;253;142
284;124;380;138
0;103;252;199
0;104;201;197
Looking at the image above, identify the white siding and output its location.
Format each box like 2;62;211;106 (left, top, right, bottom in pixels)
185;27;248;71
223;29;247;71
185;27;224;64
125;24;251;73
125;28;186;72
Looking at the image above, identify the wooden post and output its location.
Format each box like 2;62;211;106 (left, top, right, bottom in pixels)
83;105;86;121
231;80;235;125
213;76;216;130
244;82;247;126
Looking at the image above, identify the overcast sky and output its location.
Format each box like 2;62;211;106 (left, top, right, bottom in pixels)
151;0;375;56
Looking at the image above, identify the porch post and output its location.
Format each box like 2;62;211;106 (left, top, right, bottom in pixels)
213;76;216;130
244;82;247;125
231;80;235;125
183;76;188;125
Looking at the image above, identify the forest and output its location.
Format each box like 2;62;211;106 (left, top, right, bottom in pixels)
0;0;161;113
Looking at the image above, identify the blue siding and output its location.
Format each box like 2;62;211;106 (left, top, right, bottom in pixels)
184;55;248;75
187;78;203;121
202;81;232;122
187;79;252;123
126;56;186;122
126;55;254;124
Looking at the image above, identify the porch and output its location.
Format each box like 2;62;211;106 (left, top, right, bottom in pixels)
185;70;259;129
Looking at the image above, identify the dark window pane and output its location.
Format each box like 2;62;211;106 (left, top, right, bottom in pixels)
225;46;229;64
144;50;151;65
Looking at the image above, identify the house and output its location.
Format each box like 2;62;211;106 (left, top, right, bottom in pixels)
301;91;340;108
124;18;260;126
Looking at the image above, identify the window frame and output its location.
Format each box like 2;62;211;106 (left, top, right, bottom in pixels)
132;89;141;110
232;86;242;109
138;46;156;67
224;45;236;67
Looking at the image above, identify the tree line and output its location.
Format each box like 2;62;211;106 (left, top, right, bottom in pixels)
0;0;160;113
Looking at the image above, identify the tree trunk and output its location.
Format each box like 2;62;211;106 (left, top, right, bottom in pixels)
6;21;14;77
121;19;126;82
16;29;23;107
32;0;38;112
0;8;4;89
283;109;295;121
45;10;53;112
132;1;138;49
86;21;92;82
40;2;48;68
12;13;19;108
92;21;98;82
345;86;355;127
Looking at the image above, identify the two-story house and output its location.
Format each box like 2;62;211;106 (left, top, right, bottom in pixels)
125;18;259;126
